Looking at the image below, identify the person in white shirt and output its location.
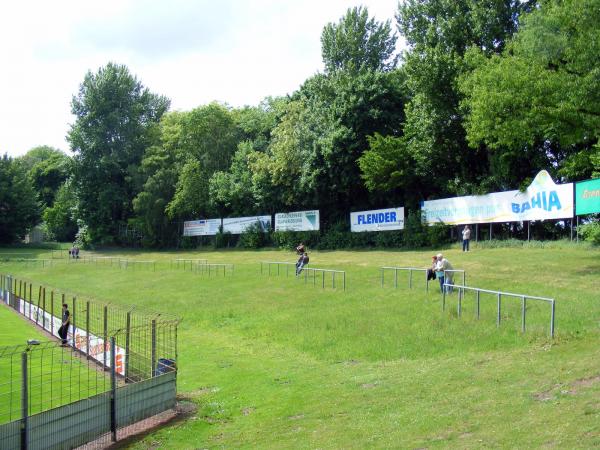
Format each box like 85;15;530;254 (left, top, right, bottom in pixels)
435;253;454;293
462;225;472;252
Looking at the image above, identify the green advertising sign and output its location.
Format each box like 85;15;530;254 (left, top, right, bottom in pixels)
575;178;600;215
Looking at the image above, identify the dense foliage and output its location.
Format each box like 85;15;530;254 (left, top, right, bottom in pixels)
6;1;599;246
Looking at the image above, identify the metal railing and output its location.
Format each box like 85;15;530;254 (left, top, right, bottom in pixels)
0;259;52;268
380;267;429;290
442;283;555;337
301;268;346;291
118;260;157;271
260;261;308;277
171;259;208;270
195;263;234;276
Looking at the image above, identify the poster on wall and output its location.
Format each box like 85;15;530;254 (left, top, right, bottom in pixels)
350;207;405;232
183;219;221;236
275;210;320;231
575;178;600;215
222;215;272;234
422;170;574;225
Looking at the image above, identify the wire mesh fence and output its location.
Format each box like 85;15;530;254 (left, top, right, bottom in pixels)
0;273;180;449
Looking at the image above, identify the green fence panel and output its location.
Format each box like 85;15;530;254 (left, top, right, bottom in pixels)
0;420;20;450
28;391;111;450
115;372;177;428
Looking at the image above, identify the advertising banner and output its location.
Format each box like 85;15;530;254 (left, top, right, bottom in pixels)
222;215;272;234
422;171;574;225
575;178;600;215
350;207;405;232
275;210;320;232
183;218;221;236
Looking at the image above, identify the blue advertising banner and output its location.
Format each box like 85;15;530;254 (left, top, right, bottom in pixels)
350;207;404;232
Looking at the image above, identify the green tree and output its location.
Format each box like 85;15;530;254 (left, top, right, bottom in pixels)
43;180;78;242
460;0;600;181
19;146;71;208
321;6;398;74
396;0;533;194
0;154;40;243
68;62;169;243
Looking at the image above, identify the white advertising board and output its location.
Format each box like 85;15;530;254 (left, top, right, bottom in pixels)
422;171;574;225
275;210;320;232
222;215;272;234
183;218;221;236
350;207;405;232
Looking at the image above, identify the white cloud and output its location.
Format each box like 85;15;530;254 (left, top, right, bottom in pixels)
0;0;404;157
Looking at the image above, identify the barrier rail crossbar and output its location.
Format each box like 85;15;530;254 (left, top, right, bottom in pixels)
118;260;157;271
195;263;234;276
260;261;306;277
443;283;555;337
302;267;346;291
171;259;208;270
380;266;429;291
0;258;52;268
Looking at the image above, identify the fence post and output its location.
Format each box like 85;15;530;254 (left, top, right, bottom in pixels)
103;306;108;368
42;290;47;330
476;290;480;319
458;288;462;317
497;293;501;327
550;300;555;338
125;312;131;381
86;302;90;360
442;287;446;311
21;352;28;450
395;268;398;289
72;297;77;349
50;291;54;335
110;337;117;442
521;296;526;333
151;319;157;378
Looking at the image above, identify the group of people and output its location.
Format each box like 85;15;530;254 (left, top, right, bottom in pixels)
427;253;454;293
68;245;80;259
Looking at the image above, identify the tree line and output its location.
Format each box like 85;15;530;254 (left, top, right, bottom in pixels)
1;0;598;247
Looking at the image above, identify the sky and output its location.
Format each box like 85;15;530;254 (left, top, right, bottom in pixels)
0;0;405;157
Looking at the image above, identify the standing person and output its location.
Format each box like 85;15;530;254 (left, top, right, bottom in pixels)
435;253;454;293
58;303;71;346
296;252;309;276
74;246;80;259
70;245;76;259
462;225;472;252
427;255;437;281
296;242;305;255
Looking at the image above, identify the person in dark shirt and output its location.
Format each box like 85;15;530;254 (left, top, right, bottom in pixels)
58;303;71;346
296;252;309;276
296;243;305;255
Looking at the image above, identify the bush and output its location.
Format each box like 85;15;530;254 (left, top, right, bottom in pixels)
74;222;94;249
272;231;320;250
238;222;270;249
214;229;234;248
403;210;428;248
579;220;600;245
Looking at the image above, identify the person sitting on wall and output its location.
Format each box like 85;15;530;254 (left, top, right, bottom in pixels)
296;252;309;276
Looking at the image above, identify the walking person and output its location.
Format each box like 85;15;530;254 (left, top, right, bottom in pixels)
462;225;471;252
58;303;71;346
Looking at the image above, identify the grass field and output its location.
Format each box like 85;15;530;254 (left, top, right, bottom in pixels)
0;243;599;448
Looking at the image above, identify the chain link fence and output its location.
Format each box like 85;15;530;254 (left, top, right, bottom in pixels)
0;274;180;449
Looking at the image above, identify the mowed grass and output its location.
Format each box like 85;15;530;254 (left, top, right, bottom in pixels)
0;244;599;448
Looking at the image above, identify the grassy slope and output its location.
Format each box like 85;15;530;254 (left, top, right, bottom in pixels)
0;244;599;448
